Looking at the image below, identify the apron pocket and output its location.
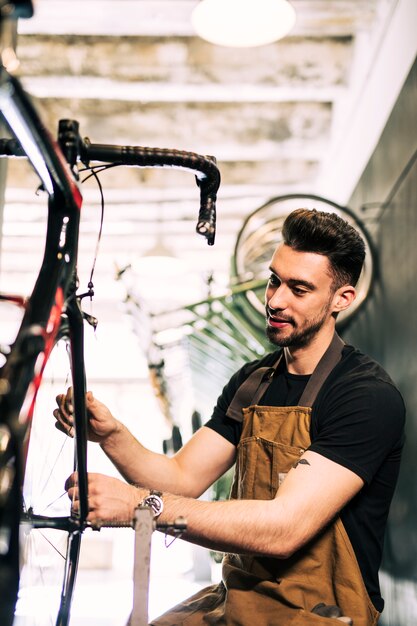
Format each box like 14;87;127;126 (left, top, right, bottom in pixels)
238;437;303;500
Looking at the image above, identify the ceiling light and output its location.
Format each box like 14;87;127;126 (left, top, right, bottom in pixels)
191;0;296;48
132;233;187;289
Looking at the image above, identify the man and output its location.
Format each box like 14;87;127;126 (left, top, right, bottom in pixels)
55;209;405;625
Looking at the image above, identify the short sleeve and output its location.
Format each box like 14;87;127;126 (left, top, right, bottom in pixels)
309;374;405;484
204;352;279;446
204;365;250;446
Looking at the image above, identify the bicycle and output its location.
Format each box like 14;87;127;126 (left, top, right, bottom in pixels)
0;3;221;624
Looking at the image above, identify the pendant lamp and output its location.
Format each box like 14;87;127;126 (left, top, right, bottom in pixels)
191;0;296;48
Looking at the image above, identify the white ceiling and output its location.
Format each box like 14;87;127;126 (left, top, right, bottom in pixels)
1;0;416;330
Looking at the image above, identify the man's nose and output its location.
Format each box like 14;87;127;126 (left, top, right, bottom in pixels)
266;284;287;310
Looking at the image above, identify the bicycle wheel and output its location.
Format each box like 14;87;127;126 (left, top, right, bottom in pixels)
15;312;88;626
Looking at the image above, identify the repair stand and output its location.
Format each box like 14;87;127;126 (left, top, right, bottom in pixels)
129;506;154;626
128;507;187;626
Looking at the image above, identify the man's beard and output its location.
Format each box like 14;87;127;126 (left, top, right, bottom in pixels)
265;302;332;349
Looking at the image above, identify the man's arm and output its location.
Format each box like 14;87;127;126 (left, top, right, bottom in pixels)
100;424;236;497
156;450;364;557
68;450;364;558
54;389;236;498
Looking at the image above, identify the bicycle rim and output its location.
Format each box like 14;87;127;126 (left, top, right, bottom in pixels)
16;334;83;626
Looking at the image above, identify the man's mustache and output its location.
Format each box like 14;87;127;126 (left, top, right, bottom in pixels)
266;308;295;325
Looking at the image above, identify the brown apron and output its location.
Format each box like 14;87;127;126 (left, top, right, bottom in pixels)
151;334;380;626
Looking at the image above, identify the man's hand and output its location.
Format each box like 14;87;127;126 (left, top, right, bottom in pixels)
65;472;143;527
54;388;119;443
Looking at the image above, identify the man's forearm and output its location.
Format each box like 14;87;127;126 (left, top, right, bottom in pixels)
99;423;186;494
151;450;362;559
155;492;294;559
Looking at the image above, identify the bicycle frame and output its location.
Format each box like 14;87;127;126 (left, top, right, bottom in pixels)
0;29;220;624
0;65;87;626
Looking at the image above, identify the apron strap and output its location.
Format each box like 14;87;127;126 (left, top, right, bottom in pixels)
226;333;344;422
226;355;283;422
298;332;344;407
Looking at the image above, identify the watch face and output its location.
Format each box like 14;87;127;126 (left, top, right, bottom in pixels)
144;493;163;517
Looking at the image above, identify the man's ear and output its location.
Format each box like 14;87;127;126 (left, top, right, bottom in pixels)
332;285;356;314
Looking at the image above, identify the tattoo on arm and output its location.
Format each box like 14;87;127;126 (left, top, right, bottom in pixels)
292;459;311;469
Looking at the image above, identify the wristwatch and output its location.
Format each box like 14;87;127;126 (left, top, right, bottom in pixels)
140;490;164;518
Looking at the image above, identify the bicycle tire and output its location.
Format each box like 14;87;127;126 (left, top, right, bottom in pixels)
16;304;89;626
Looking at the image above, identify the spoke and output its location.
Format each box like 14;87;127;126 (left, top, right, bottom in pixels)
44;491;68;511
37;530;67;560
30;534;58;626
36;438;69;499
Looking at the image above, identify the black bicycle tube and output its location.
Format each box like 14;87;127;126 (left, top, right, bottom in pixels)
0;69;83;623
81;140;220;245
65;296;89;523
0;71;82;207
0;75;82;423
55;530;82;626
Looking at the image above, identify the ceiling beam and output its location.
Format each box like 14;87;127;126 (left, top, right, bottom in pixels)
22;76;343;104
16;34;352;91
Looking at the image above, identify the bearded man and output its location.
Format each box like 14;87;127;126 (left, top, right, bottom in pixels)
56;209;405;625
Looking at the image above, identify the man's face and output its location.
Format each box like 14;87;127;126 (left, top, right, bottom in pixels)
265;244;338;349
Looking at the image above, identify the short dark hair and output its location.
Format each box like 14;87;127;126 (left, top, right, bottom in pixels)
281;208;365;288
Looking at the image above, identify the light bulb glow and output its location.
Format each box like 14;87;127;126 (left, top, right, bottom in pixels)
191;0;296;48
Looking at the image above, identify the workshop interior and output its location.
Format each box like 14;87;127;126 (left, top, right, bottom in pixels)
0;1;416;625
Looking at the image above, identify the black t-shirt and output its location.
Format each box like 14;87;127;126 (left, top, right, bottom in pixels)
205;345;406;612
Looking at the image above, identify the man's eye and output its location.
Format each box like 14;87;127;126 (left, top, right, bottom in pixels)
292;287;307;295
268;274;280;286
